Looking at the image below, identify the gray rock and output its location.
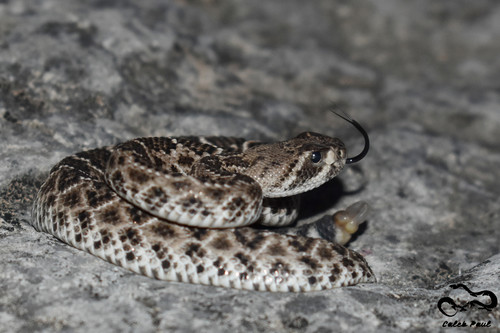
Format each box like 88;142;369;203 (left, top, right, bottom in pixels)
1;0;499;332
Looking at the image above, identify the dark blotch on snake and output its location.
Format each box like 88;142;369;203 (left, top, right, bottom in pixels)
333;243;347;256
128;206;148;225
331;264;341;276
173;181;190;191
185;243;201;257
78;211;90;223
317;245;334;260
341;257;355;267
126;228;141;246
128;169;150;184
300;256;320;270
246;233;266;250
207;188;224;200
46;194;56;206
192;228;209;240
178;155;194;165
235;252;250;265
289;239;309;252
233;229;247;245
64;191;81;206
267;243;286;256
152;223;177;237
210;235;232;250
100;207;120;223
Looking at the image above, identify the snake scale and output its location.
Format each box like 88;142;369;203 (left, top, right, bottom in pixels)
31;116;375;292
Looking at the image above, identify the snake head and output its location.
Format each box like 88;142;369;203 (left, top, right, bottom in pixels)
240;132;347;198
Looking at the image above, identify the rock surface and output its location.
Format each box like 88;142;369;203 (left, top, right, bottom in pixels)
1;0;499;332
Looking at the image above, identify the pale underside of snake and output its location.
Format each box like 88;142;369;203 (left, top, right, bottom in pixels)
31;115;375;292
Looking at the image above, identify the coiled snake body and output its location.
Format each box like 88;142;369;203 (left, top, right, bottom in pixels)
32;130;374;292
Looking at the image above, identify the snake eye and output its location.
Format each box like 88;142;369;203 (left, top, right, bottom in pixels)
311;151;322;163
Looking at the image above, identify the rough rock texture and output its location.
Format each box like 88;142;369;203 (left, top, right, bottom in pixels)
1;1;499;332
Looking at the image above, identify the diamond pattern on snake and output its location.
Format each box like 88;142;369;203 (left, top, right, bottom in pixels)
31;115;375;292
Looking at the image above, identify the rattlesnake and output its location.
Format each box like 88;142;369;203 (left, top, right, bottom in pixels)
31;116;375;292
